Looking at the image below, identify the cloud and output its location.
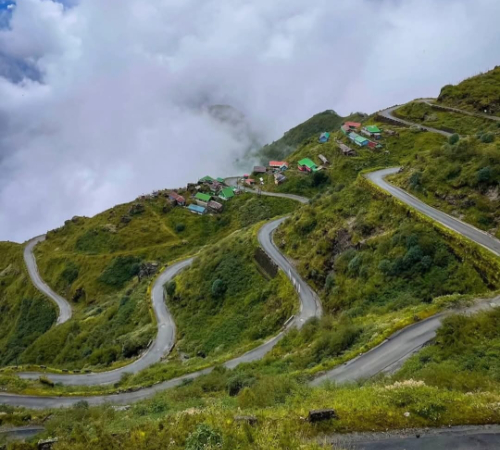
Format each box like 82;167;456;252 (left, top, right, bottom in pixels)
0;0;499;242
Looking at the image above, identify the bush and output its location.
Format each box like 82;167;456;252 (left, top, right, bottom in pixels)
481;132;495;143
175;223;186;233
185;424;223;450
211;279;226;298
98;256;141;288
166;281;176;297
448;133;460;145
476;166;492;184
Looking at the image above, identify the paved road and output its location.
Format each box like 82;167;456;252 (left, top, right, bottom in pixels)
328;425;500;450
24;236;73;324
18;258;194;385
366;168;500;257
378;105;453;137
3;212;321;407
225;177;309;204
312;167;500;386
421;99;500;122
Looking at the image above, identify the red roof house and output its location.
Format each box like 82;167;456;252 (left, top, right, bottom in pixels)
269;161;289;170
168;192;185;205
344;122;361;130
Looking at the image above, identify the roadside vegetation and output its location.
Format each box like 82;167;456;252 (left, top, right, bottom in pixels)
438;66;500;116
391;134;500;236
394;101;500;135
0;243;56;367
170;228;297;360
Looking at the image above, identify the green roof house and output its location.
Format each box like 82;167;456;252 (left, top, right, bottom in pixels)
199;175;215;184
298;158;318;173
216;177;225;184
219;187;235;200
362;125;382;140
195;192;212;204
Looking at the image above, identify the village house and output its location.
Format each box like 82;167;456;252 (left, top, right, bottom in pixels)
216;177;226;184
168;191;185;206
385;129;400;137
219;187;235;201
274;173;286;185
298;158;319;172
245;178;256;186
253;166;267;174
269;161;289;171
198;175;215;184
319;132;330;143
362;125;382;139
348;132;369;147
188;204;206;215
210;181;223;193
318;154;329;165
337;141;356;156
208;200;224;213
344;121;361;130
195;192;212;207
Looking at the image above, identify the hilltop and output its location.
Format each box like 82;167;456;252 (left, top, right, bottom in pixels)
256;109;366;163
438;66;500;116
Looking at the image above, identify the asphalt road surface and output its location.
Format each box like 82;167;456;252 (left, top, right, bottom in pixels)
18;258;195;385
24;236;73;324
366;168;500;257
378;105;453;137
328;425;500;450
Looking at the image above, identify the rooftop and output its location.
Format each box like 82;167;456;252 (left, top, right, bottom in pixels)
220;187;235;198
298;158;318;169
195;192;212;202
365;125;381;133
188;204;206;213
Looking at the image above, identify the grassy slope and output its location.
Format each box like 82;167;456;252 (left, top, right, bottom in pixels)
256;110;365;163
391;134;500;236
438;66;500;116
395;101;500;135
0;193;296;371
0;243;56;366
170;228;297;359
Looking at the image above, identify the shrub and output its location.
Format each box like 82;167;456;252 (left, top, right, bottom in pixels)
166;281;176;297
448;133;460;145
476;166;492;184
60;262;79;286
38;376;55;387
185;424;223;450
211;279;226;298
175;223;186;233
98;256;141;288
481;132;495;143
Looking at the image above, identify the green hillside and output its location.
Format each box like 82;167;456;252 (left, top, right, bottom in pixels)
4;70;500;449
438;66;500;116
256;110;365;163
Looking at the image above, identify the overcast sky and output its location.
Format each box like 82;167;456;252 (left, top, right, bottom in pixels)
0;0;499;242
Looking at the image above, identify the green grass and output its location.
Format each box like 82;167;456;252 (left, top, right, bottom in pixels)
0;194;297;372
395;101;499;135
0;243;57;366
438;66;500;116
391;135;500;237
170;228;297;359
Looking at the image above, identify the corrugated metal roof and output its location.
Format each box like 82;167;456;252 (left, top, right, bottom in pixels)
188;204;206;213
195;192;212;202
216;177;225;183
269;161;288;167
219;187;235;199
199;176;214;183
298;158;317;169
365;125;381;133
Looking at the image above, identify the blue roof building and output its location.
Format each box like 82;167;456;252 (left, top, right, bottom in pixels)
187;204;206;215
319;132;330;143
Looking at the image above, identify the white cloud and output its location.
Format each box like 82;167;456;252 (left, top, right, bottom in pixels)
0;0;499;242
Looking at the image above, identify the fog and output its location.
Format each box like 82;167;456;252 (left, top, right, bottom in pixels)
1;0;499;242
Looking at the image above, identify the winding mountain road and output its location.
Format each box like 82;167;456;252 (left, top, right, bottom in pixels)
24;236;73;325
5;101;500;409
